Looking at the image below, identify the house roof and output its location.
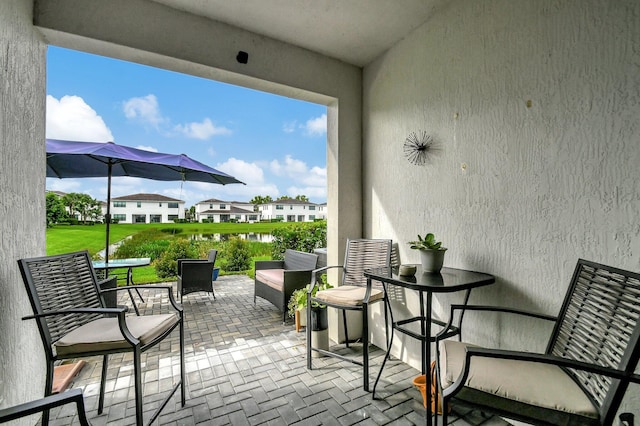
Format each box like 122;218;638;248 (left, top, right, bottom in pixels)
112;193;184;202
200;206;256;215
197;198;226;204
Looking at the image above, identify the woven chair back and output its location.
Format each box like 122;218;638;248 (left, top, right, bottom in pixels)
342;239;392;287
548;259;640;422
18;251;103;348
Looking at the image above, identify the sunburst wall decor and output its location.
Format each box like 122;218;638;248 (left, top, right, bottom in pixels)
403;131;437;165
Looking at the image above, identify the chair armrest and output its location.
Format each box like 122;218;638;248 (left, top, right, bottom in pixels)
255;260;284;271
282;269;314;292
438;304;557;341
101;285;183;312
309;265;343;294
451;304;557;322
444;346;640;399
22;307;127;320
0;388;90;425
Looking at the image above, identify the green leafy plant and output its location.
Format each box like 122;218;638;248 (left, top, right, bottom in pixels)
287;274;333;318
409;233;445;250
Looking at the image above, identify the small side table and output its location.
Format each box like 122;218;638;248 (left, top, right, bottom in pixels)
364;265;495;426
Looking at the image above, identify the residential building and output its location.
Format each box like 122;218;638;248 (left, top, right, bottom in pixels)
108;193;185;223
194;198;259;223
258;198;321;222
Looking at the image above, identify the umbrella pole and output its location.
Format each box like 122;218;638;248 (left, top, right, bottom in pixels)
104;163;112;275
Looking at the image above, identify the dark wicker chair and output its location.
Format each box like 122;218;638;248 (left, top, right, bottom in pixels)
177;249;218;302
307;238;392;391
0;388;90;425
18;251;185;426
436;259;640;426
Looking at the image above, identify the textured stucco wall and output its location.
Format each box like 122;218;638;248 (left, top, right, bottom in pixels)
0;0;47;418
363;0;640;413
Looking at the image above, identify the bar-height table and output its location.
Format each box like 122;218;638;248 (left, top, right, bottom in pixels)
364;265;495;425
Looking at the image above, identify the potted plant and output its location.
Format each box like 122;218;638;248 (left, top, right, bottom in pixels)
409;233;447;273
287;275;333;332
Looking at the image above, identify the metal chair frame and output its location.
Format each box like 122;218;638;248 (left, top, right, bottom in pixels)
18;250;185;426
436;259;640;426
306;238;392;391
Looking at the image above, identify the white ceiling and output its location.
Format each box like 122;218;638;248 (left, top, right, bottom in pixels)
150;0;443;67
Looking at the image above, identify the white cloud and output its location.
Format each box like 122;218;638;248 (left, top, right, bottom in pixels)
46;95;114;142
303;113;327;136
124;95;230;141
282;120;297;133
174;118;232;140
135;145;158;152
123;94;164;127
217;157;265;185
268;155;327;200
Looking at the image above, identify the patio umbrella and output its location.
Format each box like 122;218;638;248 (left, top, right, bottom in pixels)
46;138;244;266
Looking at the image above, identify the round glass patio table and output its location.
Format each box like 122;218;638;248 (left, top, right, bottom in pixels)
92;258;151;315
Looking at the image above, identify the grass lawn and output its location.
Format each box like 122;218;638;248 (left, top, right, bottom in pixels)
46;222;291;284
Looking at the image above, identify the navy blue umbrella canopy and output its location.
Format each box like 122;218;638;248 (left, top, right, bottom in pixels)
46;138;244;263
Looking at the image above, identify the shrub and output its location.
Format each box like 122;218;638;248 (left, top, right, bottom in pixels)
270;221;327;260
220;237;251;271
154;239;200;278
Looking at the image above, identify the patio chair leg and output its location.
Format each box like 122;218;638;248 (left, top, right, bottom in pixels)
180;317;186;405
363;303;369;392
134;348;143;426
98;354;108;414
343;310;349;348
306;303;313;370
42;361;55;426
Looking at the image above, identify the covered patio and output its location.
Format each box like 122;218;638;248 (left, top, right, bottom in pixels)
2;0;640;422
46;276;507;425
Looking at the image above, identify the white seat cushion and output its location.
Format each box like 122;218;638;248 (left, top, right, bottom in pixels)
439;340;598;419
315;286;383;306
55;313;179;356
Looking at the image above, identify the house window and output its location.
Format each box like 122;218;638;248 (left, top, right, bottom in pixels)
220;204;226;209
276;215;284;220
309;206;316;211
248;214;257;221
309;215;316;220
168;202;179;209
133;214;146;223
113;214;126;221
276;205;284;210
137;201;142;208
290;205;293;209
113;201;126;207
209;203;213;209
168;214;178;222
159;203;162;207
150;215;161;223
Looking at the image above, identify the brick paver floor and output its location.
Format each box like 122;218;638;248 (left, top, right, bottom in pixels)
46;275;509;425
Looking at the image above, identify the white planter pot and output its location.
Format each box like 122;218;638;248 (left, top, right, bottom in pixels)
419;248;447;273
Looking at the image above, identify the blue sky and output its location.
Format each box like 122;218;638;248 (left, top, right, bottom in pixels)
45;46;327;207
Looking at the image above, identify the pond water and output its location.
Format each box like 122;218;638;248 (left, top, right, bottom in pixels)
189;233;274;243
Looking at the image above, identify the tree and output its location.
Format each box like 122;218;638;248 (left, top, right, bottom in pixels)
250;195;273;205
294;195;309;202
62;192;102;223
278;195;293;200
45;192;68;226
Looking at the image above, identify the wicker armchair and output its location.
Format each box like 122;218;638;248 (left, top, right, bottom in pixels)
177;249;218;302
436;259;640;426
18;251;185;426
307;238;392;391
